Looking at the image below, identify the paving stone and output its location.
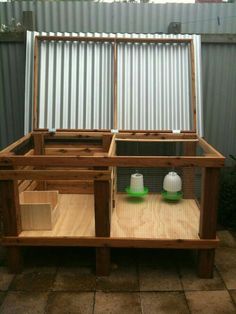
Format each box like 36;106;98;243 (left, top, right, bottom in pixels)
139;264;182;291
46;292;94;314
138;249;177;266
10;267;56;291
94;292;141;314
53;267;96;291
0;267;14;291
96;265;139;292
140;292;189;314
229;290;236;306
215;247;236;289
185;290;236;314
0;291;48;314
180;265;225;291
217;230;236;248
0;292;6;306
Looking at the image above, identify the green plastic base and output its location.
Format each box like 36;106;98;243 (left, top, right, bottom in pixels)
161;190;183;201
125;187;149;197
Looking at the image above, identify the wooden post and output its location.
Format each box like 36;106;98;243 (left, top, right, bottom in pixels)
182;142;196;199
0;175;23;273
33;133;46;190
198;167;220;278
94;180;111;275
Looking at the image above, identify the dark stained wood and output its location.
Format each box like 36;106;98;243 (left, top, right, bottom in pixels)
0;155;225;168
0;178;21;236
94;180;110;237
197;249;215;278
2;236;219;249
96;248;110;276
0;169;111;181
33;133;45;155
199;168;220;238
37;35;192;44
198;167;220;278
33;133;46;190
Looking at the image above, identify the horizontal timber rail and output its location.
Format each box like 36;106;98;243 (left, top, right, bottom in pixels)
37;35;192;44
0;170;111;181
0;156;224;168
2;236;219;249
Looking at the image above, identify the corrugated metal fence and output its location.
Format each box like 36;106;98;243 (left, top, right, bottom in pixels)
0;2;236;164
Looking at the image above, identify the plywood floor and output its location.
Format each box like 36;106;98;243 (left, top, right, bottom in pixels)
20;194;95;237
111;194;200;239
20;193;200;240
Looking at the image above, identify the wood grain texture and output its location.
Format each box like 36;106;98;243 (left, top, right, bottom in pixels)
20;191;59;230
0;155;225;168
94;181;110;237
0;175;22;236
3;236;218;249
19;194;95;237
111;194;200;239
199;168;220;239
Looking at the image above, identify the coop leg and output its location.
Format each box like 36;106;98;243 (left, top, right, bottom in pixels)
96;248;110;276
197;249;215;278
7;246;23;274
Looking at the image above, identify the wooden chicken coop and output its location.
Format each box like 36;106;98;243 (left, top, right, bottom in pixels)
0;34;225;278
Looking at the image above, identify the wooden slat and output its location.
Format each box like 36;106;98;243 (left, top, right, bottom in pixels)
94;181;110;237
198;137;225;157
113;41;118;129
33;37;39;129
0;170;111;181
116;133;197;139
37;35;192;44
2;236;219;249
0;155;225;168
190;41;197;131
108;135;116;156
46;180;93;194
115;138;199;143
198;167;220;278
0;169;21;236
0;133;32;154
45;147;106;156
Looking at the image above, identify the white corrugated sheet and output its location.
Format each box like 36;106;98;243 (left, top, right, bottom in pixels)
25;31;203;135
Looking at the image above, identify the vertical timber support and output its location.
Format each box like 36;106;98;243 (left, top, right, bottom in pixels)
33;133;46;190
182;142;196;199
0;175;23;273
94;180;111;276
198;167;220;278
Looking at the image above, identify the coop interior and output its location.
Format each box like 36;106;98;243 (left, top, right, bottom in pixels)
12;131;212;243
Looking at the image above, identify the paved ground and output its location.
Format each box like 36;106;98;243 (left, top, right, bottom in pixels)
1;230;236;313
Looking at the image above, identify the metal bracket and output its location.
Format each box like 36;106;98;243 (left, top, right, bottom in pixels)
173;130;181;134
111;129;119;134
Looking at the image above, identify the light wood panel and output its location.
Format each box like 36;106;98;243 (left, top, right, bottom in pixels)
111;194;200;239
20;191;59;231
19;194;95;237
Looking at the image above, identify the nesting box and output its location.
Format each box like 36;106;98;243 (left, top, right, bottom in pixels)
0;32;225;278
20;191;59;230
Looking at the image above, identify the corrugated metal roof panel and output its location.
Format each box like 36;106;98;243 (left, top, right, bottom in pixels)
25;31;203;135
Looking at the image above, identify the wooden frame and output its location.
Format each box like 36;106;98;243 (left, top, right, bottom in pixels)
0;130;224;278
33;36;196;132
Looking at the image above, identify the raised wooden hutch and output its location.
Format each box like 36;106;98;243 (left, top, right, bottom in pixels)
0;35;224;278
